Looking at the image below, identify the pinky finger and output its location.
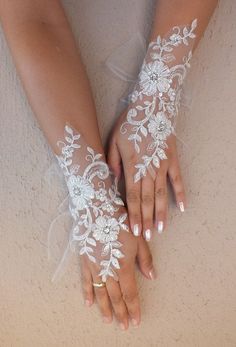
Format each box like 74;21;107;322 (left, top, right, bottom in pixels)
80;257;94;307
168;159;186;213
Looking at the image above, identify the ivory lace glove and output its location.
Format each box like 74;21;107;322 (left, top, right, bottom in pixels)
54;124;129;282
120;19;198;182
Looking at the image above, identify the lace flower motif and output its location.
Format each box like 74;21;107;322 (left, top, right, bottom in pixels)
139;61;171;95
67;175;95;210
120;19;197;182
92;216;120;244
147;112;173;141
56;125;129;282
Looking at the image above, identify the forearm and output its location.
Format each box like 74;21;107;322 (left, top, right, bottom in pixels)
0;0;103;155
150;0;218;48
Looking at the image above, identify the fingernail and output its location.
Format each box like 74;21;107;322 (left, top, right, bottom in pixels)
179;202;185;212
149;268;157;280
145;229;151;242
133;224;139;236
119;323;126;331
157;221;163;234
131;318;139;327
103;316;112;324
85;299;92;307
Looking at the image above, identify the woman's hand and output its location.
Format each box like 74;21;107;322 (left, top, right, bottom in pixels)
80;213;156;330
54;125;156;330
107;109;186;241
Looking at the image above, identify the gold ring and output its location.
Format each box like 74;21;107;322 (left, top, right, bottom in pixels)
92;282;106;288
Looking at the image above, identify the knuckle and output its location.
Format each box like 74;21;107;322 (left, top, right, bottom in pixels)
119;262;131;275
131;213;141;221
141;194;154;205
116;312;127;323
171;173;181;184
110;293;123;305
122;291;138;304
82;282;91;295
127;151;137;163
118;261;129;273
117;257;126;269
81;277;91;292
177;189;185;197
95;288;107;300
155;187;166;198
140;253;153;269
156;211;167;221
166;149;172;160
127;189;140;204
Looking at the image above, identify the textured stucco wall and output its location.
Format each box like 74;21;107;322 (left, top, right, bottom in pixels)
1;1;236;346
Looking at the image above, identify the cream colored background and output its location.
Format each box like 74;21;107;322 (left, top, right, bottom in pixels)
1;1;236;346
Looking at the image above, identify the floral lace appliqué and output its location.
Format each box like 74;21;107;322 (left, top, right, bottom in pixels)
56;125;128;282
120;19;197;182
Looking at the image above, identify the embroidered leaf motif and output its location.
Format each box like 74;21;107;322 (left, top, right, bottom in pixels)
152;156;160;168
191;18;198;30
118;214;127;224
88;254;96;263
112;241;122;248
86;238;96;247
140;126;148;137
65;125;73;135
65;136;73;143
111;257;120;269
128;134;137;141
127;108;137;118
136;105;144;111
112;249;124;258
114;197;124;206
134;171;141;183
134;143;140;154
72;144;80;149
121;224;129;232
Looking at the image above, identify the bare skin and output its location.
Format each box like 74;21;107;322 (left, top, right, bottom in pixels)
108;0;218;240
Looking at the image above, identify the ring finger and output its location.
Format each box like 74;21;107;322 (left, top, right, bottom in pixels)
80;257;94;307
155;167;168;233
91;269;113;324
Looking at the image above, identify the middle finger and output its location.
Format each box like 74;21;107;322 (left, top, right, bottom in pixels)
106;278;129;330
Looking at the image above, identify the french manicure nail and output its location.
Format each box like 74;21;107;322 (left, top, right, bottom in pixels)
133;224;139;236
103;316;112;324
157;221;163;234
145;229;151;242
149;268;157;280
119;323;126;331
179;202;185;212
85;299;92;307
131;318;139;327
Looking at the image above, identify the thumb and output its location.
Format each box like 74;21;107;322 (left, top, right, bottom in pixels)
107;139;122;179
136;238;157;280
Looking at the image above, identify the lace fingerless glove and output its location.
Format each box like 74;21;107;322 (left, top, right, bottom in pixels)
120;19;198;182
